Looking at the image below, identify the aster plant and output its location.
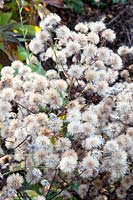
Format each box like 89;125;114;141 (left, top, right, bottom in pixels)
0;13;133;200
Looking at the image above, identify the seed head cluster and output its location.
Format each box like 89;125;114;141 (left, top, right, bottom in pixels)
0;13;133;199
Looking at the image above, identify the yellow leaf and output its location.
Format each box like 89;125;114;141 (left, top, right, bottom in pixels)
25;190;38;198
34;26;41;33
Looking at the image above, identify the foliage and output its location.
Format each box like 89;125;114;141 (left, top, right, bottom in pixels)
64;0;128;12
0;0;40;66
64;0;83;12
112;0;127;3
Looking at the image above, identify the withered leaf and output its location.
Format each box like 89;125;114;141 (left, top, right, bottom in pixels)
43;0;66;8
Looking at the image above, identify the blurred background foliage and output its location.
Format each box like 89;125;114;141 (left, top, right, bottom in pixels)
0;0;128;67
0;0;43;67
64;0;127;12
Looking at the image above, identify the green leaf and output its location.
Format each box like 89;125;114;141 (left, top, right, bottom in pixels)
64;0;83;13
55;197;64;200
13;189;38;200
20;183;42;195
16;25;39;36
30;183;40;194
70;181;79;193
112;0;118;3
13;68;19;77
2;31;20;44
73;0;83;13
112;0;127;3
0;43;4;51
121;0;127;3
30;64;46;76
0;64;3;72
0;23;17;34
71;196;78;200
38;105;50;113
24;190;38;198
18;46;29;61
50;135;55;144
0;12;12;26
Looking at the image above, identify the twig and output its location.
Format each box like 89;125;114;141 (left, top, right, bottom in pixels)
125;27;132;47
68;78;73;99
45;168;58;199
13;135;30;150
106;8;126;26
16;102;36;114
0;135;30;158
23;192;32;200
52;45;69;82
49;170;86;200
0;136;14;143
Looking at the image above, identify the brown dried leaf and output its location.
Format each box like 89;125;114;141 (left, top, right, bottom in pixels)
0;50;11;66
44;0;66;8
